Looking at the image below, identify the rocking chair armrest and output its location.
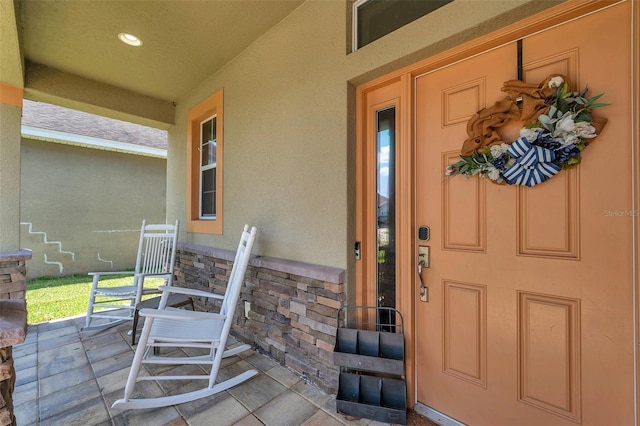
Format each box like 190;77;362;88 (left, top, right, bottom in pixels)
135;272;172;283
157;285;225;300
139;308;226;321
88;271;134;277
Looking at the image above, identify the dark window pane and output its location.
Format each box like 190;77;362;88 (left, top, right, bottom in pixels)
210;117;216;141
202;192;214;216
202;168;214;192
357;0;452;49
201;168;216;216
201;119;211;147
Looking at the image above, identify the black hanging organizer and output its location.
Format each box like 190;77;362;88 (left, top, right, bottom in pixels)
333;306;407;425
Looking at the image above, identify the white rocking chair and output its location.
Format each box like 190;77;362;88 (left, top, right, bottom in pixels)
84;220;179;330
112;225;257;409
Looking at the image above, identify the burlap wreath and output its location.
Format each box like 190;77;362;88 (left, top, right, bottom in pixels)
460;74;607;156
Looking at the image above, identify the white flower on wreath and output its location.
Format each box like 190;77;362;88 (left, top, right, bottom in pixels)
574;121;597;139
487;166;501;181
490;143;510;158
519;127;543;141
551;111;598;147
559;134;579;147
554;112;575;136
445;165;455;176
548;76;564;88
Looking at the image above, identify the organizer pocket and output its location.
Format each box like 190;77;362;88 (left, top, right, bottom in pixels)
334;328;405;375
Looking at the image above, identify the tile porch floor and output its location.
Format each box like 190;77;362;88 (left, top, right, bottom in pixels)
13;316;435;426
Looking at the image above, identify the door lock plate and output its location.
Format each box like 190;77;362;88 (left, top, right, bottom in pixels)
419;245;430;268
420;286;429;302
418;245;430;302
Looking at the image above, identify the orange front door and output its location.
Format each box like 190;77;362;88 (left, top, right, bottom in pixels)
415;3;634;425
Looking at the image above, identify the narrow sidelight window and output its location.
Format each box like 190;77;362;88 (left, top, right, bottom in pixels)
376;107;396;321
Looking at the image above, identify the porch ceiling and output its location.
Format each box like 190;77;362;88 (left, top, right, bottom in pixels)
1;0;302;122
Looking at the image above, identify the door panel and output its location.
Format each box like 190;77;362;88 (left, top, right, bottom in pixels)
415;3;633;425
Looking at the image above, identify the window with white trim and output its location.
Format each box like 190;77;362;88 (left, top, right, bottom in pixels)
187;89;223;234
200;115;217;218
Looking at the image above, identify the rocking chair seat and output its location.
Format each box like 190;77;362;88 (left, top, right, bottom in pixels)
144;311;224;343
131;292;194;345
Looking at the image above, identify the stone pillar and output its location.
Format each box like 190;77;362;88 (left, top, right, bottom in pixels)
0;251;29;426
0;301;28;426
0;251;30;301
0;346;16;426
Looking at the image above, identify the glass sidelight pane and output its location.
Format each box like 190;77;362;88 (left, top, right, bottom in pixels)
376;107;395;324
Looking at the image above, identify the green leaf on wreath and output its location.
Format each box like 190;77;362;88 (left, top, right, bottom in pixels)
558;83;568;98
556;97;570;113
574;110;592;122
585;92;604;104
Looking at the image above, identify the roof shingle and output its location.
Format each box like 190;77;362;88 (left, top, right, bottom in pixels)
21;100;167;150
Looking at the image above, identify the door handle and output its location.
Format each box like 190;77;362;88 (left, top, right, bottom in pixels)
418;258;428;302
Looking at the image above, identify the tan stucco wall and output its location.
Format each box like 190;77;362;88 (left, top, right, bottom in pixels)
167;0;560;270
20;139;167;278
0;103;22;252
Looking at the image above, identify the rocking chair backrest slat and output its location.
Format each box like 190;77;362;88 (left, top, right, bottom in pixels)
135;220;179;277
133;220;147;274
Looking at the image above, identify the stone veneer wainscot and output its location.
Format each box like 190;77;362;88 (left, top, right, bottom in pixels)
174;242;345;393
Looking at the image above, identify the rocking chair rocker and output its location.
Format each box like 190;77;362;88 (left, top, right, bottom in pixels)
112;224;257;409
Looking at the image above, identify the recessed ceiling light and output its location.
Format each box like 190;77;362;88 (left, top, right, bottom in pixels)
118;33;142;46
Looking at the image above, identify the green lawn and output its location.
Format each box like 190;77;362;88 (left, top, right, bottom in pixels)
26;274;164;324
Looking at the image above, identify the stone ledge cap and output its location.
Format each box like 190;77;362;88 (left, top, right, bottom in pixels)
0;299;27;348
0;249;32;262
178;242;235;262
252;256;344;284
177;242;345;284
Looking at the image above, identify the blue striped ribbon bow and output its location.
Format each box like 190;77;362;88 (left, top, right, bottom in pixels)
502;137;561;186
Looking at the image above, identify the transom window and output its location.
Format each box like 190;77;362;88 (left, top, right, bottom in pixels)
352;0;453;51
